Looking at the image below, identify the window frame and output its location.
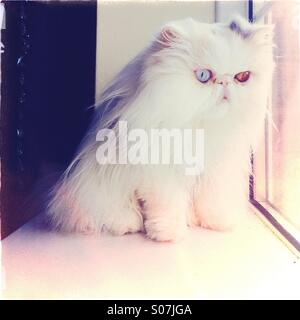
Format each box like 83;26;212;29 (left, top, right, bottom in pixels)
248;0;300;256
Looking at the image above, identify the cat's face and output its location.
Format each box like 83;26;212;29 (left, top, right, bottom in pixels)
145;16;274;121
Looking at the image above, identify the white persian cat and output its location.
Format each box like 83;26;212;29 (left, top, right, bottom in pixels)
47;16;274;241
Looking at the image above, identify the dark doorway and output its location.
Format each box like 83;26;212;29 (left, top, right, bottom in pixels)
1;0;97;238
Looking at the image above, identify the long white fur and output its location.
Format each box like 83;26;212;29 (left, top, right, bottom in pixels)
47;16;275;241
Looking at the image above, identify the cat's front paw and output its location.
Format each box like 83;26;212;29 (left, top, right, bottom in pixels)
198;207;248;231
106;209;144;236
199;218;234;231
144;217;187;242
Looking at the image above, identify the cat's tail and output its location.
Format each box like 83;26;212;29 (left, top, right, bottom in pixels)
46;154;105;234
46;154;144;236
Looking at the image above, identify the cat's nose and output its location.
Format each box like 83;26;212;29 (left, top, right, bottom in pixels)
216;75;230;86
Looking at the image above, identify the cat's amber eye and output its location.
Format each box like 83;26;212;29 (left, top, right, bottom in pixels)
234;71;251;83
195;69;213;83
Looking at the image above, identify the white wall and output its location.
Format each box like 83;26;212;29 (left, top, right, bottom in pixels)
95;0;247;100
215;0;247;23
95;0;215;99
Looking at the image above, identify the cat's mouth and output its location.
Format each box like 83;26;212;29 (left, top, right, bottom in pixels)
219;89;230;103
218;94;230;104
215;87;231;105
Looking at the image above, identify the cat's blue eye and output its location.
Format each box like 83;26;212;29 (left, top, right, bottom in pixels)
195;69;213;83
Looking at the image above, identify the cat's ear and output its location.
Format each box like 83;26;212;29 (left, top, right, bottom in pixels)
229;15;274;46
229;16;253;38
156;23;186;47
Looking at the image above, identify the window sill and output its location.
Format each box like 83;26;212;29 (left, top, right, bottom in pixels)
1;210;300;299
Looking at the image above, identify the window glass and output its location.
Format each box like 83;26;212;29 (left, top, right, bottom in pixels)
253;0;300;230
